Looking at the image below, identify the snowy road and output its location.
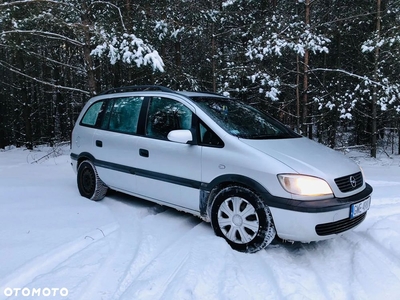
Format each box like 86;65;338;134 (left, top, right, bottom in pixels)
1;147;400;299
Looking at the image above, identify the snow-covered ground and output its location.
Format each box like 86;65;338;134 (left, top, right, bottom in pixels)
1;145;400;300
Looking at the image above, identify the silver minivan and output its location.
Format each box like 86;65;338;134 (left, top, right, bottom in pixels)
70;85;373;253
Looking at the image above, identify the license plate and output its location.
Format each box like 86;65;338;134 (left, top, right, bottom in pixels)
350;197;371;219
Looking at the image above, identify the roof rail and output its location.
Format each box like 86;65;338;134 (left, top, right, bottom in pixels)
99;85;175;95
192;90;223;96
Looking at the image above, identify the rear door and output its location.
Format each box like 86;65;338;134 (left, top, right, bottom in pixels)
92;96;145;192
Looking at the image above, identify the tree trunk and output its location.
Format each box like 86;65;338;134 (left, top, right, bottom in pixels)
371;0;381;158
398;126;400;155
302;0;311;138
296;55;300;132
22;85;33;149
81;4;97;95
15;47;33;149
0;96;5;148
212;22;217;93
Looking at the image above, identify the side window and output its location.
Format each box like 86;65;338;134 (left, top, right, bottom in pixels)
108;97;144;134
199;120;224;147
99;99;114;130
146;97;192;140
81;101;103;126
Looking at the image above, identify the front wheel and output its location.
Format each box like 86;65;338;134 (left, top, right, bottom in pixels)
77;160;108;201
209;186;276;253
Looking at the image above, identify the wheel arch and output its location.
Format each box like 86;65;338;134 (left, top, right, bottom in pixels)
199;174;274;221
75;152;95;169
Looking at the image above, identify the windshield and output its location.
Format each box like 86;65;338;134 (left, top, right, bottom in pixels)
192;97;300;139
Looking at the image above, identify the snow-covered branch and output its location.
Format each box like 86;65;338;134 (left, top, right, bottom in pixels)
310;68;384;87
89;1;127;31
249;72;281;101
0;43;85;72
154;19;186;41
246;20;330;59
1;30;84;47
91;33;164;72
0;0;74;8
361;34;400;53
0;60;90;95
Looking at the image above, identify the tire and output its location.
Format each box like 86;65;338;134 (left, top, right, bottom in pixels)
77;160;108;201
209;185;276;253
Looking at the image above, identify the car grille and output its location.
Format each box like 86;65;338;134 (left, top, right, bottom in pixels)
315;212;366;236
334;172;363;193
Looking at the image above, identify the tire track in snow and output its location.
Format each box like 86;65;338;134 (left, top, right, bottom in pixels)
297;241;350;300
0;222;119;300
258;242;343;300
371;197;400;206
264;227;400;300
73;193;203;300
76;195;171;300
341;231;400;300
230;253;284;299
127;234;286;300
258;195;400;300
19;230;119;300
110;211;203;300
344;232;400;282
120;245;191;300
116;222;227;300
367;199;400;220
367;180;400;187
359;231;400;265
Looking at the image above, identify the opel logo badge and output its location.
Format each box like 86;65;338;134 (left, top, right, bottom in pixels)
349;176;357;188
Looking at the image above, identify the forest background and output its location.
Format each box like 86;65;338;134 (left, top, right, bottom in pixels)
0;0;399;157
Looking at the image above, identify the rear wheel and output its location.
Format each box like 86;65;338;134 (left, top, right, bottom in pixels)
210;185;276;253
77;160;108;201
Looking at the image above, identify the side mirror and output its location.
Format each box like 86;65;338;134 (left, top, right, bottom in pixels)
167;129;193;144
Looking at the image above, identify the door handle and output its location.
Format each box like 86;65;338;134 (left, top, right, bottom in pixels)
96;140;103;147
139;148;149;157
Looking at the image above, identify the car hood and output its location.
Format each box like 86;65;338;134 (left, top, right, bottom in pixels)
239;137;361;179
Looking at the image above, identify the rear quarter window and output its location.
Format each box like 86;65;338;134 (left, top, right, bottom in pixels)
81;101;103;126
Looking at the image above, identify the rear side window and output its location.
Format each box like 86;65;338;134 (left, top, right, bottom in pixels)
107;97;144;134
81;101;103;126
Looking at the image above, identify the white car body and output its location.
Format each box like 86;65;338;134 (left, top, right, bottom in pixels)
71;87;372;251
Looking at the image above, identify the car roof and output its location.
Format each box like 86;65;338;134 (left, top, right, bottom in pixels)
98;85;227;99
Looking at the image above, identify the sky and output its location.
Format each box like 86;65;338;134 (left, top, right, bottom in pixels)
0;145;399;300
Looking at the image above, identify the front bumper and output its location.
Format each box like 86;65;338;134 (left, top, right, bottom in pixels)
267;183;373;242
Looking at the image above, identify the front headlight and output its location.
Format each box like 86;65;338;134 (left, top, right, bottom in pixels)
278;174;333;197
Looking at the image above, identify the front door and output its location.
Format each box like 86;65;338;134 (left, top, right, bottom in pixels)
133;97;202;214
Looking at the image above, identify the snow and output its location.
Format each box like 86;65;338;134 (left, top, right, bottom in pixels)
91;34;164;72
1;146;400;299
